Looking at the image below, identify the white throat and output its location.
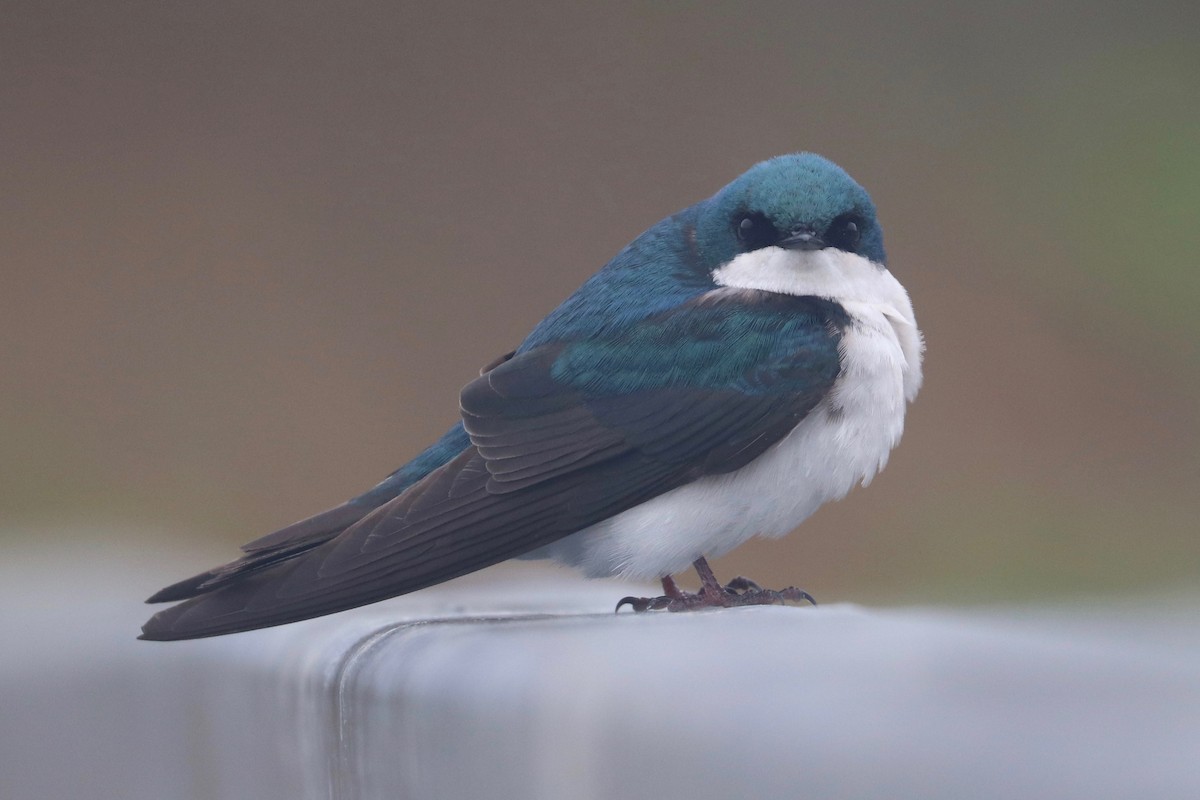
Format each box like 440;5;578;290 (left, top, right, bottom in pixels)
711;247;923;400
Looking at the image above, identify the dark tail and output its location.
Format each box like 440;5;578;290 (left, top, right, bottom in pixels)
144;501;373;605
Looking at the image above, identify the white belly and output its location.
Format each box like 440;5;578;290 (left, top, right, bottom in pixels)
531;310;917;578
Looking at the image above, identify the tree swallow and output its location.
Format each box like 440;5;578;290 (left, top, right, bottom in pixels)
141;153;923;640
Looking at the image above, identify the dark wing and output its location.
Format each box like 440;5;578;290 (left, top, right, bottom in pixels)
140;291;846;640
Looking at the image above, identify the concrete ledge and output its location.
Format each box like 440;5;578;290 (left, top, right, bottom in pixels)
3;542;1199;800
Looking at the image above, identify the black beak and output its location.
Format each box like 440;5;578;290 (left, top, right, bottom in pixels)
778;230;826;251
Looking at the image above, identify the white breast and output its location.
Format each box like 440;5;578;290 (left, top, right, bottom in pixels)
526;247;924;580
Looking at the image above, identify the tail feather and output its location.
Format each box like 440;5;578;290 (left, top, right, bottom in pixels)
144;501;371;604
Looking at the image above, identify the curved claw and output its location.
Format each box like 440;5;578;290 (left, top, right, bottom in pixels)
779;587;817;606
615;595;650;613
616;594;689;613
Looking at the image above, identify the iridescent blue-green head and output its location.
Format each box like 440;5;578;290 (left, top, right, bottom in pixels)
693;153;885;269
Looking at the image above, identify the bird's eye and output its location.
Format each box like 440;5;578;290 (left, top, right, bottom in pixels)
734;213;778;251
826;215;862;252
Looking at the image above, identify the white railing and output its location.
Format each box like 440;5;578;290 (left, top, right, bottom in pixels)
3;542;1198;800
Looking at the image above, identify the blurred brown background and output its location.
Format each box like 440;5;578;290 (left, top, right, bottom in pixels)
3;1;1197;604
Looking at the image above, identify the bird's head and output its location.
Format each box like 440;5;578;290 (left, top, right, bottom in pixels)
693;153;885;273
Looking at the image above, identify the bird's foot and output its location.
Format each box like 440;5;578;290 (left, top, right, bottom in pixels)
721;576;817;608
615;560;816;613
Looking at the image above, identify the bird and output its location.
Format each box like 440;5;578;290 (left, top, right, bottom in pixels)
140;153;923;640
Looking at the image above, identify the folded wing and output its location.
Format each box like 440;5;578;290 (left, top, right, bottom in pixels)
140;290;846;639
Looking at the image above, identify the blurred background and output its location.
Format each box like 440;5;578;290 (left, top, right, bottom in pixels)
3;0;1198;606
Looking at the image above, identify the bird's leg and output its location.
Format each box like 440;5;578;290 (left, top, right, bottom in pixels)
691;557;732;605
660;574;685;599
